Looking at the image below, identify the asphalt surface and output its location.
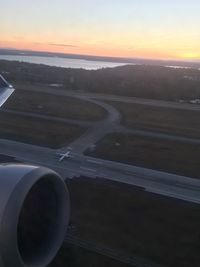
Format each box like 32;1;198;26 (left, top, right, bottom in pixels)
20;86;200;111
0;138;200;204
0;108;92;127
123;127;200;145
60;98;122;153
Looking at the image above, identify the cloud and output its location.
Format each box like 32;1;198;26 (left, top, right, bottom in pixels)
32;42;78;48
48;43;78;48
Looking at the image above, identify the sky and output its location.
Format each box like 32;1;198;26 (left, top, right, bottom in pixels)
1;0;200;60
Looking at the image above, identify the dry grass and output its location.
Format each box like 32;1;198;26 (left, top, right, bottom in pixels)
4;88;106;121
67;177;200;267
108;101;200;139
85;133;200;178
0;112;84;148
49;243;130;267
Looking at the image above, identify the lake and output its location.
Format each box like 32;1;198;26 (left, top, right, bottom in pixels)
1;54;199;71
0;55;127;70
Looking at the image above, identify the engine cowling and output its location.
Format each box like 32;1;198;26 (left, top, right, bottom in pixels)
0;164;70;267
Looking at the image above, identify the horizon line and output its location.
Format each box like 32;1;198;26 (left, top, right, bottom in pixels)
0;47;200;64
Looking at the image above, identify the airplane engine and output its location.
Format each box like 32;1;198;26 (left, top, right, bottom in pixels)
0;164;70;267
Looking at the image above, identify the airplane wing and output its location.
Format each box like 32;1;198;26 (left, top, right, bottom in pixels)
0;75;15;107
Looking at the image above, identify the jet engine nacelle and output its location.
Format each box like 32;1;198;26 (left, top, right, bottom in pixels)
0;164;70;267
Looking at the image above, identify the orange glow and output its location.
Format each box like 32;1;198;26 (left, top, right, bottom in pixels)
1;33;200;60
180;52;200;59
1;0;200;61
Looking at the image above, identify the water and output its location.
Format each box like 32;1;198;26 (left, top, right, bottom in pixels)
0;55;127;70
0;54;199;71
165;65;195;70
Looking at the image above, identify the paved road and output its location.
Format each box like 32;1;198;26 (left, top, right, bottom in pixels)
0;139;200;204
20;86;200;111
0;108;92;127
60;98;122;153
122;127;200;145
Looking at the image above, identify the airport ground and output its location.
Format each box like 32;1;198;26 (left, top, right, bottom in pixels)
0;111;84;148
1;154;200;267
107;101;200;139
1;84;200;178
64;176;200;267
50;243;131;267
4;89;107;121
86;132;200;178
1;61;200;266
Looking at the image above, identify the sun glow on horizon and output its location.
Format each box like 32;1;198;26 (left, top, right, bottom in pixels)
180;52;200;60
1;0;200;61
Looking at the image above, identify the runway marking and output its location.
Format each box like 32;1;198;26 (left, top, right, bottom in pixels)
86;159;102;165
3;152;200;204
80;166;97;172
146;187;200;204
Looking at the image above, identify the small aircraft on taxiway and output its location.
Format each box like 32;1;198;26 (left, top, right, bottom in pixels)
56;148;73;162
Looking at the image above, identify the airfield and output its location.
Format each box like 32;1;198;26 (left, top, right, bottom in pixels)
1;85;200;204
1;64;200;266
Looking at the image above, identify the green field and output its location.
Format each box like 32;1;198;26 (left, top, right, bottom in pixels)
85;133;200;178
66;177;200;267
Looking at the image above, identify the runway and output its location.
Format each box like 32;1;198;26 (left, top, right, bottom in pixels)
20;85;200;111
0;138;200;205
0;108;92;127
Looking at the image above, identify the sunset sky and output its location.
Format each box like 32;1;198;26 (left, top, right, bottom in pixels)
1;0;200;60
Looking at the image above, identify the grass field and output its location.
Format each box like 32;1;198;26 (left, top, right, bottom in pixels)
85;132;200;178
4;89;107;121
108;101;200;139
66;177;200;267
50;243;130;267
0;112;84;148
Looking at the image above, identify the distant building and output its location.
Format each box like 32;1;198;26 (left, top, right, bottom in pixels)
183;75;199;81
189;99;200;104
50;83;63;88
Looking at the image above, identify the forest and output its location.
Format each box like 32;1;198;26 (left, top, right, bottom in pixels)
1;60;200;101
